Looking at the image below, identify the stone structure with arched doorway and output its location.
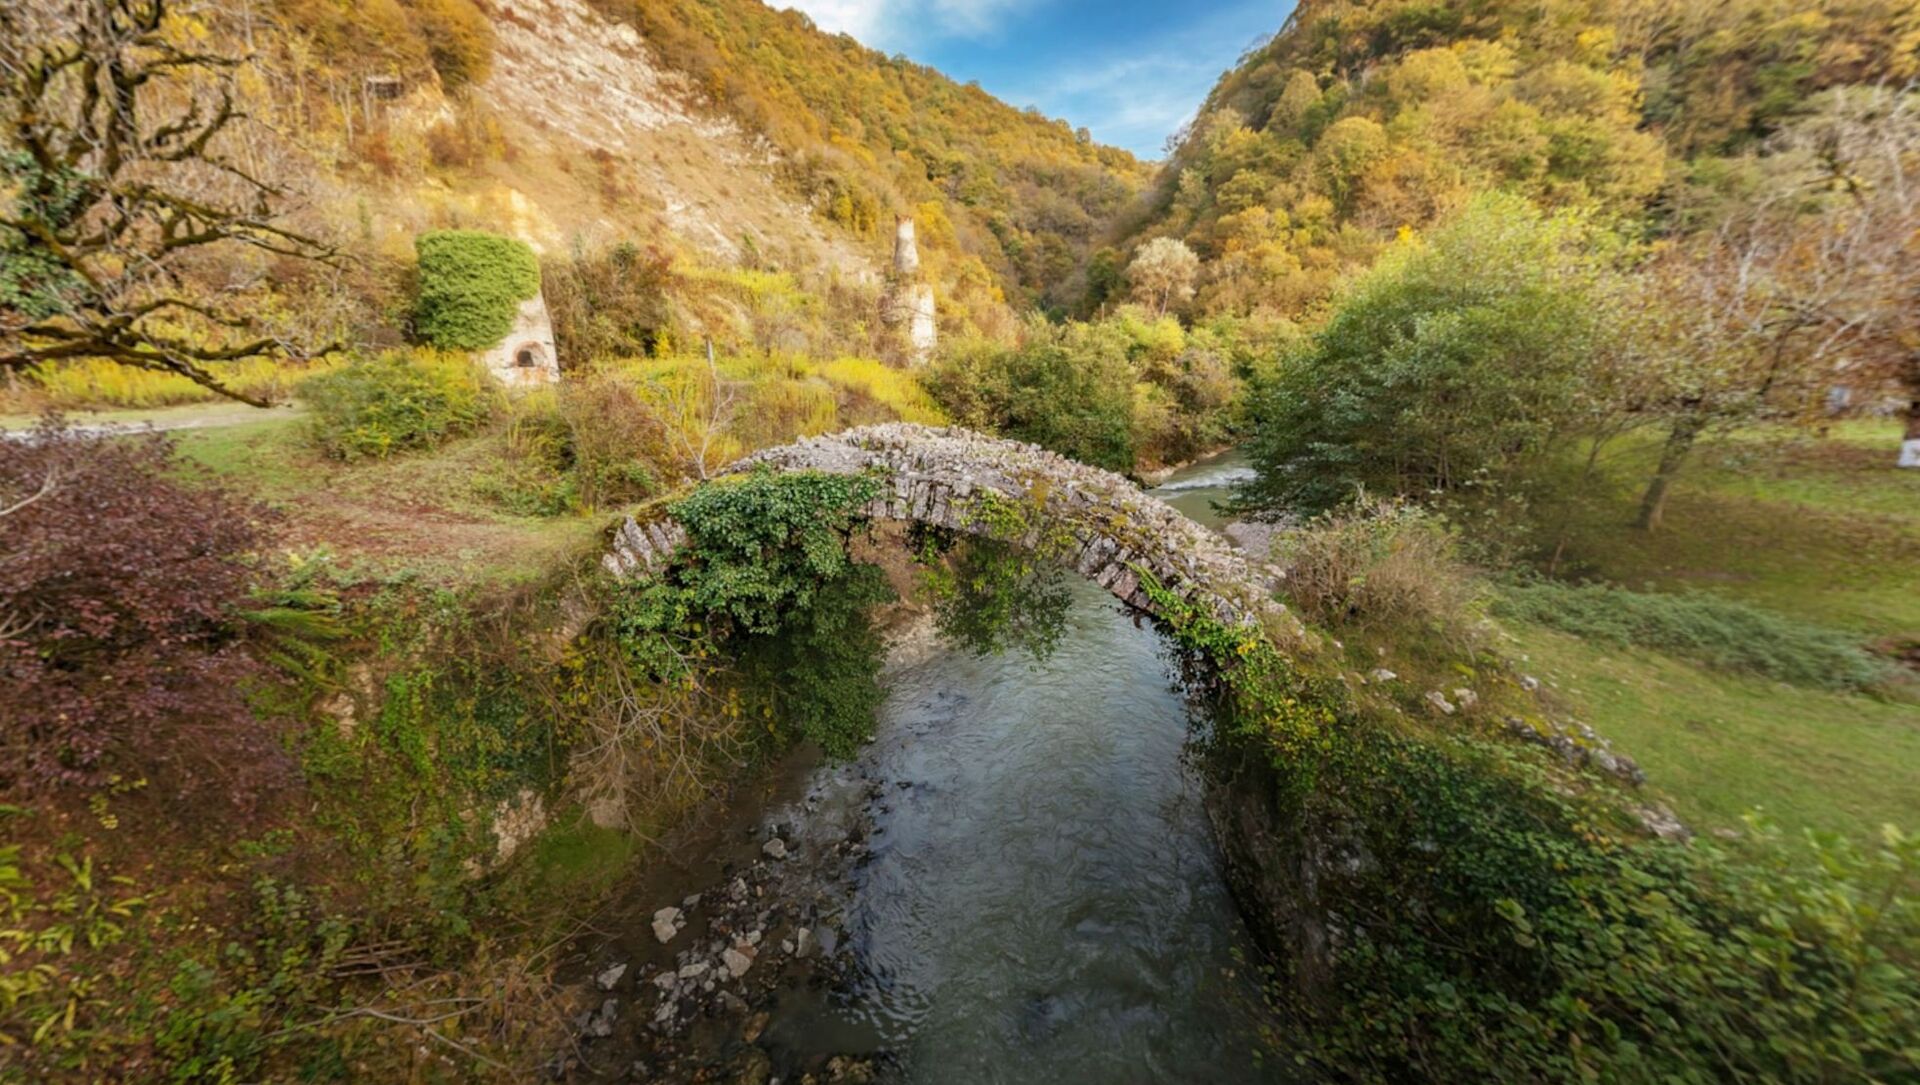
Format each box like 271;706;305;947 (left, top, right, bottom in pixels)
481;293;561;389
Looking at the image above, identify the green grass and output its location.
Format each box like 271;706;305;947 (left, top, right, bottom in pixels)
1516;624;1920;840
1558;420;1920;635
493;818;643;923
173;414;603;587
1510;419;1920;840
1492;580;1891;691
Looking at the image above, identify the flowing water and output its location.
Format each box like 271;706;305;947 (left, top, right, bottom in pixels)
757;450;1279;1083
582;450;1281;1082
1151;449;1253;530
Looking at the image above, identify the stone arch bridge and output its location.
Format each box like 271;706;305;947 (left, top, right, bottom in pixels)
602;424;1295;636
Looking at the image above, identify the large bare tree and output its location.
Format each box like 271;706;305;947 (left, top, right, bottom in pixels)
0;0;337;405
1766;84;1920;468
1628;82;1920;532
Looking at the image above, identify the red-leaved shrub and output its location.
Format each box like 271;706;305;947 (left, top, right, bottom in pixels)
0;419;284;809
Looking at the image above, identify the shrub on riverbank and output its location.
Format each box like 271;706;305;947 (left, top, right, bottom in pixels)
1146;572;1920;1083
609;470;896;757
1276;496;1480;641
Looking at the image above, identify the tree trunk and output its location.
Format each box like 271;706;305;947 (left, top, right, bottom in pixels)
1635;406;1705;532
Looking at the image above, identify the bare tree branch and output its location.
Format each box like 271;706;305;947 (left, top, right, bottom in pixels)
1;0;341;402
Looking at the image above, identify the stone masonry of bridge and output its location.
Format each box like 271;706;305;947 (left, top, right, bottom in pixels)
602;424;1299;637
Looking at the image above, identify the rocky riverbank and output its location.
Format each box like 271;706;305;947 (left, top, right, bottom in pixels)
550;761;894;1083
550;619;948;1083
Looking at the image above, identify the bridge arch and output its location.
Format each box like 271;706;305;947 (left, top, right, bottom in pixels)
602;424;1297;638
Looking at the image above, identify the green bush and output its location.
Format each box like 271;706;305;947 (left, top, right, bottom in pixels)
1147;575;1920;1083
413;230;540;351
1492;580;1892;691
926;322;1135;472
608;470;895;757
543;240;675;363
474;381;665;516
299;351;493;460
917;532;1070;662
1286;730;1920;1082
1278;496;1480;641
1240;193;1618;516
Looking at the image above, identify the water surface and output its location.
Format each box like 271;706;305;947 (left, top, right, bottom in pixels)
762;450;1279;1083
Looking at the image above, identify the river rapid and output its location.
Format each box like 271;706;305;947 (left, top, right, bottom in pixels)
567;450;1286;1083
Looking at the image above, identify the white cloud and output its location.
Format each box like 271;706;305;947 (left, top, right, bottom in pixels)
780;0;892;40
780;0;1282;158
927;0;1020;38
994;3;1278;157
780;0;1017;48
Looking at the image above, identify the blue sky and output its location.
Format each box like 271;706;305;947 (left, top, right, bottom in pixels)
778;0;1295;159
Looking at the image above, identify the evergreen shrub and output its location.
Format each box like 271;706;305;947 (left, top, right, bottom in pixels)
414;230;540;352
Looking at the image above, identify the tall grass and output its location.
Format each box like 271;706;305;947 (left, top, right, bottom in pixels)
1492;580;1893;691
1278;497;1482;644
7;357;334;411
607;352;940;476
808;357;946;425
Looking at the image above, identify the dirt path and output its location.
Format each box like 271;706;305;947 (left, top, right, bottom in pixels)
0;400;301;438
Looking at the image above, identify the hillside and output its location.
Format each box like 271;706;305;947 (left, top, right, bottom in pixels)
250;0;1150;342
609;0;1154;310
1109;0;1917;318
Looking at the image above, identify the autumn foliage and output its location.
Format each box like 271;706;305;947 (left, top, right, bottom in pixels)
0;423;283;808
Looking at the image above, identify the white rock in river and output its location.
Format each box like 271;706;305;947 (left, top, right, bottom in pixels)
677;960;710;980
596;962;628;991
762;837;788;860
652;906;682;943
722;945;756;978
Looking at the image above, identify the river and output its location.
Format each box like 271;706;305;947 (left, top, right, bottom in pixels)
572;449;1284;1083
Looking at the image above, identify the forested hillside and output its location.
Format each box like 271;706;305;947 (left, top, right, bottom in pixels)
607;0;1152;311
1113;0;1918;317
264;0;1149;328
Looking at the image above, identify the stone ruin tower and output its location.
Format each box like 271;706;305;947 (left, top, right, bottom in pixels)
880;216;937;365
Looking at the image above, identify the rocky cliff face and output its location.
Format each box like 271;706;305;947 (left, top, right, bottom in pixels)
282;0;877;288
1202;737;1352;993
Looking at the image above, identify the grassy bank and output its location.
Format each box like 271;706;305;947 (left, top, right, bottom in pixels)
1514;623;1920;837
1554;421;1920;634
1510;419;1919;838
176;414;601;587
